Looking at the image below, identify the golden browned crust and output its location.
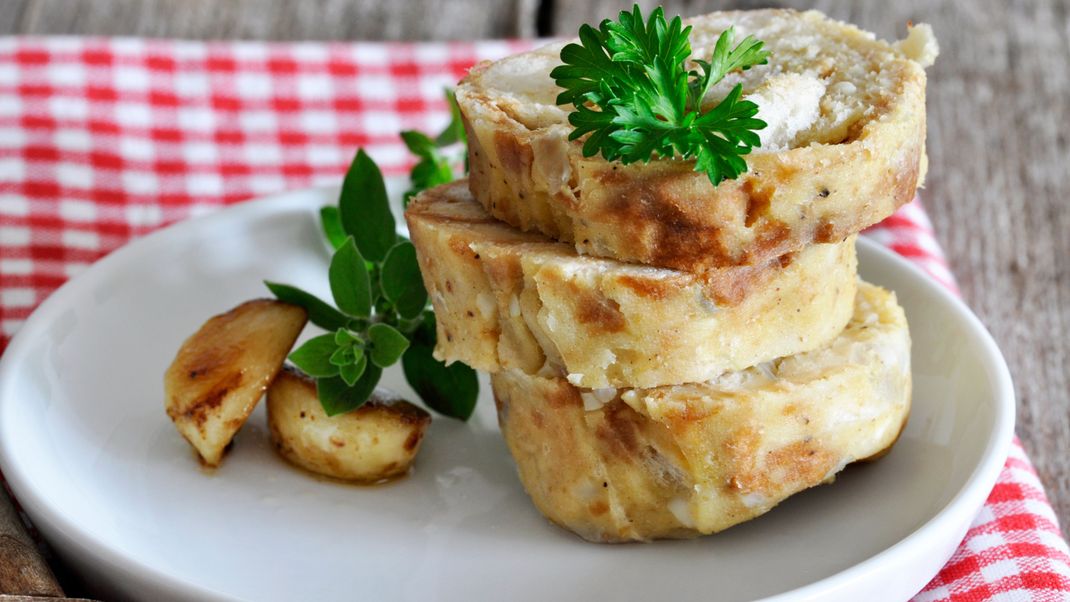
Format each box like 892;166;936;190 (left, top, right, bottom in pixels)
267;368;431;483
492;282;912;542
164;299;308;466
406;181;857;389
458;9;930;272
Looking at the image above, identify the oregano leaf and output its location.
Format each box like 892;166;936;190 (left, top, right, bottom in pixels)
316;364;382;416
368;323;409;367
320;206;347;250
401;314;478;420
288;334;340;378
265;281;350;331
338;354;367;387
401;130;437;157
381;241;428;319
328;238;373;318
339;149;395;262
434;89;466;147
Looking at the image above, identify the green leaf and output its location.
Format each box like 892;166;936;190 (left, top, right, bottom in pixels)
339;149;395;263
401;315;478;420
328;238;373;318
401;130;438;157
380;241;428;319
403;156;453;207
401;91;466;208
550;6;768;185
368;323;409;367
265;281;350;331
339;354;367;386
334;328;360;346
288;334;340;378
320;206;347;250
316;364;382;416
329;345;353;367
434;89;466;147
401;130;455;207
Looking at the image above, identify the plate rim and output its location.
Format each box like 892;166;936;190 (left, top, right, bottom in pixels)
0;187;1016;602
761;239;1016;602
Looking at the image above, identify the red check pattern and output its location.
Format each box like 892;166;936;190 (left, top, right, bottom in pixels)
1;37;1068;601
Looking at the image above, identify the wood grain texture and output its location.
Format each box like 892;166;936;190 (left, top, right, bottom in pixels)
0;0;1066;547
1;0;539;40
0;491;62;597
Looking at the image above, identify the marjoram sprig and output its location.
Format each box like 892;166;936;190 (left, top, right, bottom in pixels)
267;145;477;420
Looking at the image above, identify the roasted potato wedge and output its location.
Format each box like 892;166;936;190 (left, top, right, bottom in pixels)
165;299;307;466
267;367;431;483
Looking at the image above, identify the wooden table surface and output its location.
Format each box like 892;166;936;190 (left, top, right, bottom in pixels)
2;0;1068;597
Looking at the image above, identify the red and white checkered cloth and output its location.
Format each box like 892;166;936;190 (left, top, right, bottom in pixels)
1;37;1068;601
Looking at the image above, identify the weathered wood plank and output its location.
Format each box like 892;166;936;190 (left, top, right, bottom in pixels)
2;0;538;40
549;0;1070;536
0;597;94;602
0;489;63;597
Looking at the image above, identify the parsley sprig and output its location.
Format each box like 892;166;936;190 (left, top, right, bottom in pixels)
550;5;770;185
267;143;477;420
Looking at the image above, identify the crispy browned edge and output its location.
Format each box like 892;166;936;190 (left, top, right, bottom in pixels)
165;298;307;465
405;180;832;306
267;367;432;482
458;12;927;272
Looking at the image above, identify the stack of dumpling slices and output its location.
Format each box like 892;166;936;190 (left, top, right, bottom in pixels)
406;9;937;542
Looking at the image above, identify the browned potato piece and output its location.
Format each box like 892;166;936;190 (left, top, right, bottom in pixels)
267;368;431;483
164;299;307;466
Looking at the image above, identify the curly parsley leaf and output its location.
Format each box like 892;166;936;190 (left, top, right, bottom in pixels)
551;5;769;185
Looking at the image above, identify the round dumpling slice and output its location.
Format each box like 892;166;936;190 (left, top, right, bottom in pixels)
491;282;911;542
406;180;857;389
458;9;936;272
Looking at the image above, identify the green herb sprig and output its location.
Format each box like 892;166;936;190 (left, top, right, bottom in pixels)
401;90;467;206
550;5;770;185
267;147;478;420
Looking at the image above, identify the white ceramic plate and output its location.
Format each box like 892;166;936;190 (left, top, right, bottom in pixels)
0;182;1014;602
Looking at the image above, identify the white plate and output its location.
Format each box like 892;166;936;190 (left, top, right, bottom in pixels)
0;182;1014;602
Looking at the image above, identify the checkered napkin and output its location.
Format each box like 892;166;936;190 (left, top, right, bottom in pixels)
1;37;1068;601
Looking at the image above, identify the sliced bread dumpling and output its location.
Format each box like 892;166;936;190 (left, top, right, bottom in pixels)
457;9;936;272
491;282;911;542
406;181;856;389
